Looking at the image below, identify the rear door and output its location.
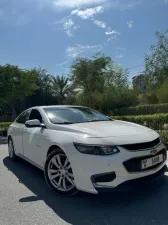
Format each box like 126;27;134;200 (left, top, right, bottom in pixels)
12;110;30;155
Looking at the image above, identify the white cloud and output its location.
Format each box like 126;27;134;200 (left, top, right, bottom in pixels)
49;16;70;25
63;18;80;37
93;19;106;28
53;0;106;8
71;6;103;19
56;60;68;67
92;20;120;43
105;28;119;35
104;27;120;42
51;17;79;36
107;36;116;42
52;0;141;11
127;20;134;28
33;0;141;11
66;44;102;57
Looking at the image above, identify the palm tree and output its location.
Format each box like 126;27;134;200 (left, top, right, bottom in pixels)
52;75;75;105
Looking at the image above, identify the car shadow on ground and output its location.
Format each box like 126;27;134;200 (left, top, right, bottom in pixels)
3;156;168;225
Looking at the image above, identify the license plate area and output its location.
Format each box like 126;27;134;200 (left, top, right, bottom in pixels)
141;154;163;170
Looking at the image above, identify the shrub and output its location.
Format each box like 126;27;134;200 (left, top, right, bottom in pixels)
159;131;168;147
113;103;168;116
157;79;168;103
112;113;168;131
0;122;11;136
1;119;168;147
0;122;12;131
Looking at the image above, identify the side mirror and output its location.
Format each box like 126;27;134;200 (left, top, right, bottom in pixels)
25;119;44;128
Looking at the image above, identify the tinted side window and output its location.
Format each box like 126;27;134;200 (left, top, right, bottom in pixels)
29;109;43;123
16;111;30;124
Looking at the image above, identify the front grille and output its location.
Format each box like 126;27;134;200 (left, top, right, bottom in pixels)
123;148;167;173
120;137;160;151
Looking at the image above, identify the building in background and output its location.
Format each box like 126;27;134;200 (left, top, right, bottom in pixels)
132;72;146;90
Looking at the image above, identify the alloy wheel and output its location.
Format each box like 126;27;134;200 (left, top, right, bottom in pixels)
47;154;75;192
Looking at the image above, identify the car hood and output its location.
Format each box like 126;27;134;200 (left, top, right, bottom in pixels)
68;120;153;138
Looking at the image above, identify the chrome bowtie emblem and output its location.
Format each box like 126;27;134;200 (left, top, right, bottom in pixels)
150;149;157;155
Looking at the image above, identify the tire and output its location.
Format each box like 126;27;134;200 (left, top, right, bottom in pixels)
8;138;17;161
44;149;78;197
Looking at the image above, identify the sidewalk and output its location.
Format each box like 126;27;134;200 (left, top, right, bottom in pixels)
0;136;7;144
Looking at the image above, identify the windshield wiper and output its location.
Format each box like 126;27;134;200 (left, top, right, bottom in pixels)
54;122;74;125
86;119;111;122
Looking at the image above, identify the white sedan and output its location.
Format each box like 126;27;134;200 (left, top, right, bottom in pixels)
8;106;167;196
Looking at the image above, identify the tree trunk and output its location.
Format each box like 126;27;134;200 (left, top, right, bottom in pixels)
11;103;16;121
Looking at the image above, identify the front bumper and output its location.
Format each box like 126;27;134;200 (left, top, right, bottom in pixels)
95;164;167;193
70;142;167;194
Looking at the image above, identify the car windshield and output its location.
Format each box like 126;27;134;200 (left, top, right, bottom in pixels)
43;107;110;124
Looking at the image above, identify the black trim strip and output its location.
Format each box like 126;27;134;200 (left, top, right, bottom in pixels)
120;137;160;151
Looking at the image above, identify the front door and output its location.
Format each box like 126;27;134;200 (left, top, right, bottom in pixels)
22;109;49;168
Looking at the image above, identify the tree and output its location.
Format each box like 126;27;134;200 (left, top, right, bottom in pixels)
70;54;111;108
52;75;75;105
145;29;168;86
105;63;129;88
101;63;136;113
0;64;38;120
156;79;168;103
24;67;56;108
69;54;136;112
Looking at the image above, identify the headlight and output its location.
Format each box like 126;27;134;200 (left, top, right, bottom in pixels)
74;143;120;155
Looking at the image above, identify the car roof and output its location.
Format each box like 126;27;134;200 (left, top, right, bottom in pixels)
30;105;88;110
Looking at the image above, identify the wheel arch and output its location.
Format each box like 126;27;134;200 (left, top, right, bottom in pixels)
8;135;12;143
46;145;64;157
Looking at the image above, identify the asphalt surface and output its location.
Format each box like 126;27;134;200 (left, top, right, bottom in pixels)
1;144;168;225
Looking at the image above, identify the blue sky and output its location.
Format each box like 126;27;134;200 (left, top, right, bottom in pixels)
0;0;168;79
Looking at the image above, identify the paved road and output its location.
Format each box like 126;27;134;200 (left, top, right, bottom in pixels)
1;144;168;225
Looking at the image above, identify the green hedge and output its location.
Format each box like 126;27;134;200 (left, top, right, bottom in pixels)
159;131;168;147
112;113;168;131
0;122;12;131
1;114;168;131
0;120;168;146
113;103;168;116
